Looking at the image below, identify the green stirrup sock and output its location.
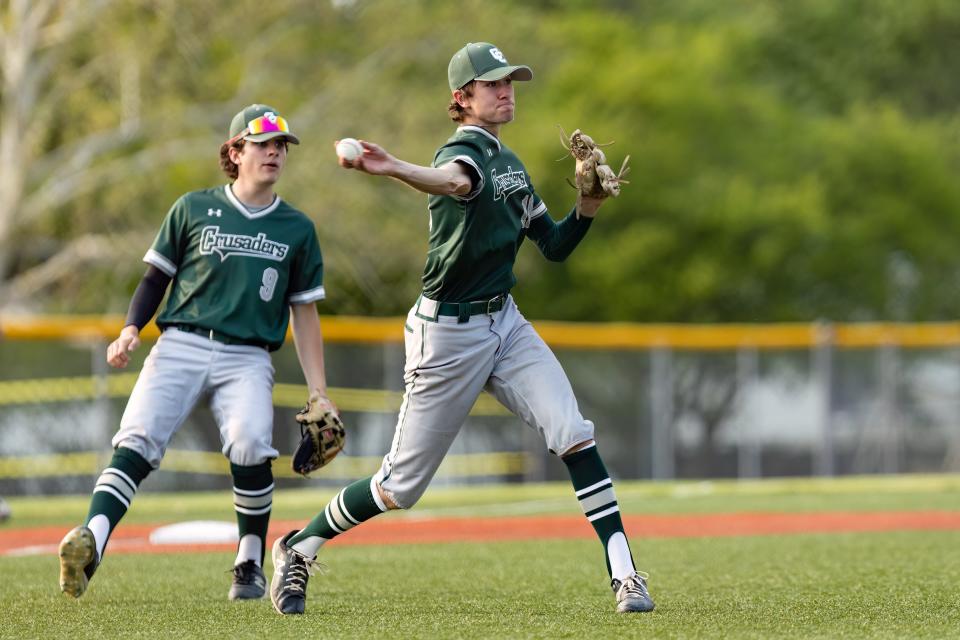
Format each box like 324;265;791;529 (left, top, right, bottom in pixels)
563;444;636;579
289;476;386;548
231;461;273;565
86;447;152;555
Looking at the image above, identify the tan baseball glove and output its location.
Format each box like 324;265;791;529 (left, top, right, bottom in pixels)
560;127;630;198
291;392;345;476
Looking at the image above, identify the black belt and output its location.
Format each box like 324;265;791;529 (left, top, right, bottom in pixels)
169;324;269;350
435;294;506;322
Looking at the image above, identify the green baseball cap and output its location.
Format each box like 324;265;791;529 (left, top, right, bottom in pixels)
447;42;533;91
228;103;300;145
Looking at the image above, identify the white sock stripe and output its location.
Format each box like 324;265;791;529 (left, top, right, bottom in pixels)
102;468;138;493
370;477;388;513
575;478;612;497
324;502;346;534
234;492;273;509
235;504;272;516
587;505;620;522
96;475;136;502
93;485;130;509
336;491;360;526
579;487;617;514
232;483;275;497
327;491;355;532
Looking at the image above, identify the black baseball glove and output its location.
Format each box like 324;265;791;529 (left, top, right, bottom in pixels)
291;392;345;476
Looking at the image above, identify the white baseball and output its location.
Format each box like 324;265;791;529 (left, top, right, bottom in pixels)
336;138;363;161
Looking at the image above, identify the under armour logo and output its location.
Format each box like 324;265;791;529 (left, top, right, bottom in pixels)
489;47;507;64
207;208;222;217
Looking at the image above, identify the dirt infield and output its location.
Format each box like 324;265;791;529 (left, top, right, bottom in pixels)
3;510;960;557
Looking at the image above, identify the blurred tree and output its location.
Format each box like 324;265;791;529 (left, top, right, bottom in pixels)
515;1;960;322
0;0;128;304
3;0;960;324
0;0;342;312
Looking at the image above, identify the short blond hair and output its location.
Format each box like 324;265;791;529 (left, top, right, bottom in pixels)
447;81;475;123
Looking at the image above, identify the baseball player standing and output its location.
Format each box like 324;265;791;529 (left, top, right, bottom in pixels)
269;43;654;615
58;104;332;602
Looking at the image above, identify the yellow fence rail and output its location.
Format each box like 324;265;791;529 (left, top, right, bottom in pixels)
5;314;960;349
0;450;530;480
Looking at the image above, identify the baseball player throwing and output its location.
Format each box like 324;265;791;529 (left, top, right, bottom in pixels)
58;104;333;602
269;43;655;615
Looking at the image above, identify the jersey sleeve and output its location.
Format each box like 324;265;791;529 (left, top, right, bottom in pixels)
143;196;187;277
525;205;593;262
287;223;326;305
434;141;486;201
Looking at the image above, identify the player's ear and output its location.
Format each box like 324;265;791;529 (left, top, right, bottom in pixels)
228;144;244;164
453;89;469;108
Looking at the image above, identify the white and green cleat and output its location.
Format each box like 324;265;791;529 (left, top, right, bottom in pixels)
270;530;319;615
612;571;655;613
58;525;99;598
229;560;267;600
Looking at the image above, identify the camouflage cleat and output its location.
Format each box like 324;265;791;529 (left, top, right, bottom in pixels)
58;525;99;598
612;571;655;613
229;560;266;600
270;530;318;615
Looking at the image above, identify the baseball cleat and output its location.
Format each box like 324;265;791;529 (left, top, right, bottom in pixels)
58;525;99;598
612;571;655;613
270;530;319;615
228;560;266;600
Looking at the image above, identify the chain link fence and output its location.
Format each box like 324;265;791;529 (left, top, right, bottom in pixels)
2;317;959;495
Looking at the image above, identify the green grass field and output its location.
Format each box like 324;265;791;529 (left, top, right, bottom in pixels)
3;476;960;639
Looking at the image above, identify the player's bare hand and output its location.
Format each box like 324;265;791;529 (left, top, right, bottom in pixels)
336;140;396;176
576;192;606;219
107;326;141;368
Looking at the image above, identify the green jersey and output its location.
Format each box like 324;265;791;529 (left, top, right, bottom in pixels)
145;185;324;350
423;126;549;302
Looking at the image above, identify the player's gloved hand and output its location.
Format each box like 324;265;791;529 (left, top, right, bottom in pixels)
576;192;606;219
291;391;346;476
